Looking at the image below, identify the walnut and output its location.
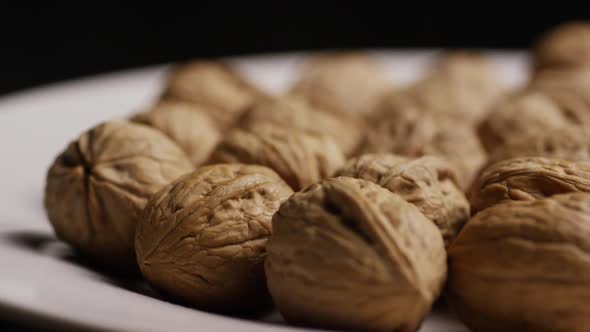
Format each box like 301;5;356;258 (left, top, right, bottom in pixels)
289;52;392;114
364;103;486;189
130;100;221;166
448;192;590;332
336;154;469;246
44;121;193;268
469;157;590;214
237;95;365;156
477;90;590;153
534;22;590;69
265;177;446;332
135;164;292;312
488;127;590;165
530;66;590;98
209;124;346;191
161;61;262;127
394;52;504;125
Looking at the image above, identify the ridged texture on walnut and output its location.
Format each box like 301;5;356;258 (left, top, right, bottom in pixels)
336;154;469;246
44;121;193;268
534;22;590;69
289;53;392;114
209;124;346;191
161;61;261;128
135;164;293;312
477;90;590;153
130;100;221;166
449;193;590;332
470;157;590;214
488;127;590;165
364;104;485;189
266;177;446;332
400;52;504;124
237;95;365;156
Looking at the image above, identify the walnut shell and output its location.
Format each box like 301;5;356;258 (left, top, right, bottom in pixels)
477;90;590;153
534;22;590;69
237;95;365;156
162;61;261;128
406;52;504;124
364;103;486;189
488;127;590;165
209;124;346;191
289;52;392;114
44;121;194;267
336;154;469;246
470;157;590;214
265;177;446;332
530;66;590;98
135;164;293;312
130;100;221;166
448;192;590;332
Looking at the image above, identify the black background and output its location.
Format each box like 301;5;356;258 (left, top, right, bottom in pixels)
1;7;590;96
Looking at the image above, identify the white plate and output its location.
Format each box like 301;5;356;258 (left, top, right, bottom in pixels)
0;50;529;332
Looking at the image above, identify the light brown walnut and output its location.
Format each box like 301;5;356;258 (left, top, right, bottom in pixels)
449;192;590;332
135;164;293;313
336;154;469;246
477;90;590;153
161;61;262;128
387;52;504;125
209;124;346;191
130;100;221;166
470;157;590;214
289;52;392;114
488;127;590;165
265;177;446;332
44;121;193;268
364;104;486;189
237;95;365;156
534;22;590;69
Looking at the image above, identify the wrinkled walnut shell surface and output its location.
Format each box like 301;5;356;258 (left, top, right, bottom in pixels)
237;95;365;156
209;124;346;191
449;192;590;332
290;53;392;114
130;100;221;166
336;154;469;246
135;164;293;312
44;121;193;267
470;157;590;214
162;61;261;128
266;177;446;332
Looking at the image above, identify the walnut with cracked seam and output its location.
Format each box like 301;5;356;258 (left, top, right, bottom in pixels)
336;154;469;247
266;177;446;332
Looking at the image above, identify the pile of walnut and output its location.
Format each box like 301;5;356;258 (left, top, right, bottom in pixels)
43;21;590;332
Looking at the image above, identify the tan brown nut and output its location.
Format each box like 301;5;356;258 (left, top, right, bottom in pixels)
237;95;365;156
469;157;590;214
161;61;262;128
487;127;590;165
289;52;392;114
448;192;590;332
44;121;193;268
336;154;469;246
534;21;590;69
477;89;590;153
135;164;293;313
364;103;486;189
209;123;346;191
130;100;221;166
265;177;446;332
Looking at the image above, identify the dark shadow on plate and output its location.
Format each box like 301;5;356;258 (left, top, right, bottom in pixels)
2;230;280;323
